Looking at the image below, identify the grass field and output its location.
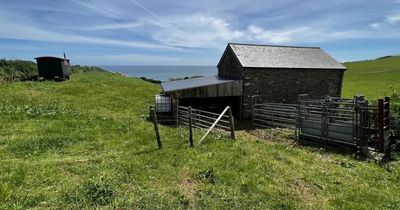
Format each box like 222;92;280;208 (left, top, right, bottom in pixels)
342;56;400;99
0;62;400;209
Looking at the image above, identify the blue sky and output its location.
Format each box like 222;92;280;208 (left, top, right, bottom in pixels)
0;0;399;65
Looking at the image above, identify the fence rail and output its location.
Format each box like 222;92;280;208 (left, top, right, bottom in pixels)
252;103;297;129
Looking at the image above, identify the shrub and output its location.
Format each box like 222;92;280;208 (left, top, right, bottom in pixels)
0;59;38;81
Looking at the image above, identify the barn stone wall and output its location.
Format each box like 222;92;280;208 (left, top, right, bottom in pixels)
217;47;243;79
241;68;344;119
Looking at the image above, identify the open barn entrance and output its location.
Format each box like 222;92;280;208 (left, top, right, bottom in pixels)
178;96;241;119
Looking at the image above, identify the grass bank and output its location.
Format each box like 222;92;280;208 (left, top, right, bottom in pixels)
0;71;399;209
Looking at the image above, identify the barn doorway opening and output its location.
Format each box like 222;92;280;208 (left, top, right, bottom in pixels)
178;96;241;119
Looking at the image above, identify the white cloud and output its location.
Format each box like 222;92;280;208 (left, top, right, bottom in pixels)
0;22;171;50
0;7;176;50
151;13;400;48
369;23;381;28
246;25;310;43
152;15;245;48
152;14;314;47
73;54;181;65
86;22;142;30
387;13;400;23
72;0;122;19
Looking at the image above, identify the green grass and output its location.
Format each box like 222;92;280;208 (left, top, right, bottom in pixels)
0;70;399;209
342;56;400;99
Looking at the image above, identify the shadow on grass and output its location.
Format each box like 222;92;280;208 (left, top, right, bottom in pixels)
132;148;160;156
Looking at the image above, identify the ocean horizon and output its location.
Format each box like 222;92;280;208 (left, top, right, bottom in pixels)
99;65;217;81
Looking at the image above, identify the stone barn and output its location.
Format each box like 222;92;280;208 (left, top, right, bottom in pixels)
159;43;346;119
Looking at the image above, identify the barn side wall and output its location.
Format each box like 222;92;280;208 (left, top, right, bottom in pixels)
241;68;344;119
217;46;243;79
169;80;242;99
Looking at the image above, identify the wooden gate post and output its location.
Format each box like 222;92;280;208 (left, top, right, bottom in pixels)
378;99;385;152
251;95;259;125
10;67;14;84
228;107;235;140
384;96;391;157
175;99;179;127
359;101;368;157
188;106;194;147
152;106;162;149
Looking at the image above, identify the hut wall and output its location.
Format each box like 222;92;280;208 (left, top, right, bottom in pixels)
36;57;71;80
36;58;63;79
241;68;344;118
61;60;71;78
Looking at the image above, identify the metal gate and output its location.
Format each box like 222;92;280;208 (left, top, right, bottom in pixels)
297;97;361;149
252;103;297;129
252;95;391;153
177;106;232;133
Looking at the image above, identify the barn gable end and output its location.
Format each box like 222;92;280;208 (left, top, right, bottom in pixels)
217;45;243;79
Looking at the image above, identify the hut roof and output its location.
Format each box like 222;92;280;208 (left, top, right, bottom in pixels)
161;75;237;93
222;43;346;70
35;56;69;61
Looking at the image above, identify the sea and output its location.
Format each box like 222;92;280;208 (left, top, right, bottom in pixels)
100;65;217;81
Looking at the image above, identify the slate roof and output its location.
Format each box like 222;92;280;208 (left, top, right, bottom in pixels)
226;43;346;70
161;75;237;93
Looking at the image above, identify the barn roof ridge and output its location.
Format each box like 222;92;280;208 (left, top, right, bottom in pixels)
228;43;320;49
226;43;346;70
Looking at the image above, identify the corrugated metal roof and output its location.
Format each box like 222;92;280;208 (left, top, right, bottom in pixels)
228;43;346;70
161;75;237;93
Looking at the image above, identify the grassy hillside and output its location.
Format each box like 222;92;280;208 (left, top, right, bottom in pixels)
342;56;400;99
1;71;399;209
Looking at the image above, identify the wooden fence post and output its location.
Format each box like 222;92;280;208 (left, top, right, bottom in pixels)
188;106;193;147
384;97;390;127
378;99;384;153
251;95;256;125
176;99;179;127
151;106;162;149
228;107;235;140
384;96;391;157
11;67;14;83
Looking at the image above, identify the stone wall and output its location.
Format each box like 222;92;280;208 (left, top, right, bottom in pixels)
241;68;344;119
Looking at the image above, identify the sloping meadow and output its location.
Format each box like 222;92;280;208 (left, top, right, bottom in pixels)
0;71;399;209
